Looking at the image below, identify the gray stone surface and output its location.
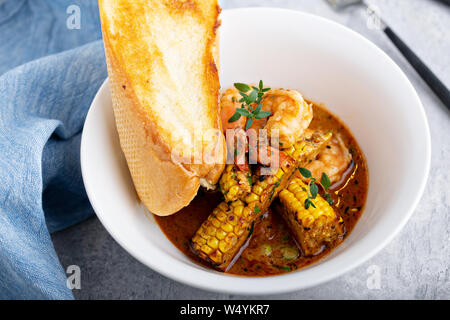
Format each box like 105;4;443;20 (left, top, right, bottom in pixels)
51;0;450;299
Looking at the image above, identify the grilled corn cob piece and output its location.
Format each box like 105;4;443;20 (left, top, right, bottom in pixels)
191;153;296;270
283;130;332;165
278;178;344;256
219;165;252;202
220;130;329;202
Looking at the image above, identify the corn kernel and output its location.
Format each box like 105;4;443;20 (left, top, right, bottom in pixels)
288;183;299;193
245;193;259;203
293;150;302;159
275;169;284;179
253;185;263;195
242;207;252;218
211;218;221;228
216;229;227;240
223;181;233;191
206;225;217;236
284;145;295;155
229;185;239;195
197;226;208;239
224;234;237;246
228;215;238;226
221;223;233;233
259;181;268;189
303;216;314;227
295;192;307;202
231;200;244;207
201;245;213;255
209;251;222;263
233;206;244;217
216;211;227;222
192;235;206;246
291;184;300;193
207;237;219;249
219;240;232;253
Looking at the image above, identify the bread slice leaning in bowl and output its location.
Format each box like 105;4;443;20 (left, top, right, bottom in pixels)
99;0;225;216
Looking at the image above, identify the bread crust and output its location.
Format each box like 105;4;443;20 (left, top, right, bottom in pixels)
99;0;225;216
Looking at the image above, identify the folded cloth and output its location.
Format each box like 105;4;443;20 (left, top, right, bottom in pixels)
0;0;106;299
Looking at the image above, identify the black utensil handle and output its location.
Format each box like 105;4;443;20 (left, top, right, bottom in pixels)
384;26;450;110
435;0;450;6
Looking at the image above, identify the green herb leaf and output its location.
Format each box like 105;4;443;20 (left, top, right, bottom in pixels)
229;81;273;135
304;198;311;210
256;94;264;104
274;265;291;271
248;89;258;102
304;198;316;209
254;206;261;213
254;110;271;119
269;187;276;201
298;167;312;179
234;83;250;92
310;183;319;199
247;174;253;187
235;108;251;117
253;103;262;114
239;92;250;104
228;112;241;123
321;172;331;191
231;81;272;125
248;221;255;237
245;118;254;130
325;194;334;205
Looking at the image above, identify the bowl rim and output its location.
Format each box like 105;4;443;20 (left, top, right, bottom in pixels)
81;7;431;295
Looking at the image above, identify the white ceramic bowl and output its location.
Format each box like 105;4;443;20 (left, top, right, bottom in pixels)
81;8;431;295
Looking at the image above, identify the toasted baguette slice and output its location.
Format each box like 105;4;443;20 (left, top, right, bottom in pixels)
99;0;225;216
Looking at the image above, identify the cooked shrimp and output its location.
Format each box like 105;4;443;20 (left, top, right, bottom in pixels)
227;127;249;172
220;88;246;133
262;89;313;148
305;134;352;184
220;87;314;170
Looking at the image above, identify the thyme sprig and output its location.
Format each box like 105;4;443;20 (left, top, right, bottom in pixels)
298;167;333;209
228;80;271;130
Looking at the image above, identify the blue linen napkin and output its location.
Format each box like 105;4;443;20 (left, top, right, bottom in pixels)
0;0;106;299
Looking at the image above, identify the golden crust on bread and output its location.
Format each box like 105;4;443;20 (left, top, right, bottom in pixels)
99;0;225;216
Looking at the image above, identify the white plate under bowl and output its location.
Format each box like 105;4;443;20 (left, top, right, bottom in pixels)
81;8;431;295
